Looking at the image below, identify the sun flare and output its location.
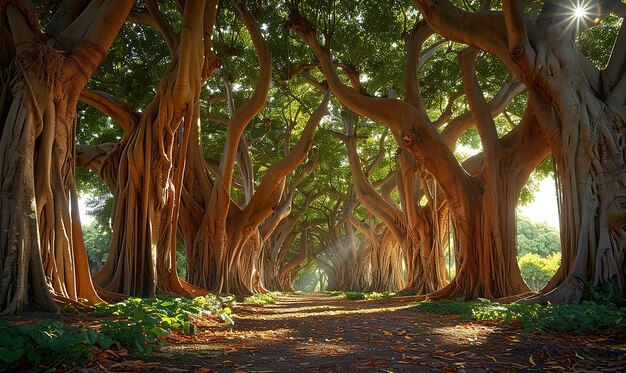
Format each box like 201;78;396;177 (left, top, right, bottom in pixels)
574;6;586;19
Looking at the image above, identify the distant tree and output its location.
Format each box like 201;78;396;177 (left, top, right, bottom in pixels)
516;216;561;258
519;252;561;291
82;222;112;275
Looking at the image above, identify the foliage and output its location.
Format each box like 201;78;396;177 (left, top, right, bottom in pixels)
0;296;233;369
417;299;626;333
585;280;626;307
82;221;111;274
518;252;561;291
293;268;322;292
577;14;622;69
516;216;560;258
94;295;235;329
242;292;283;305
325;291;397;300
0;319;95;368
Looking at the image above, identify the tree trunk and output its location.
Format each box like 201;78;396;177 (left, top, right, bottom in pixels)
0;2;132;314
368;230;405;292
531;86;626;303
411;0;626;304
92;1;218;298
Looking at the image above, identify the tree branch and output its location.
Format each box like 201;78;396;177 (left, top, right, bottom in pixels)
411;0;512;68
441;74;524;148
145;0;179;57
174;0;206;103
404;20;433;113
341;111;406;242
65;0;135;79
46;0;89;35
279;229;308;277
79;89;140;136
458;47;501;162
217;0;271;191
290;9;475;217
503;0;535;71
244;90;331;227
76;143;117;191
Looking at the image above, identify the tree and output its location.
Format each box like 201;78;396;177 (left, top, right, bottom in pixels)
0;1;133;314
334;115;407;292
519;252;561;291
308;187;372;292
78;0;220;298
516;216;560;258
289;5;550;300
411;0;626;303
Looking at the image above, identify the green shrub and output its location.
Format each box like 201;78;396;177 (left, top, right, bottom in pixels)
417;299;626;333
242;292;280;305
324;291;397;300
0;295;233;370
518;252;561;291
0;320;95;368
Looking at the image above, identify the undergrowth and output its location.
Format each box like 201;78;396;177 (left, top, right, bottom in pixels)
417;299;626;333
242;292;291;305
325;291;397;300
0;295;233;370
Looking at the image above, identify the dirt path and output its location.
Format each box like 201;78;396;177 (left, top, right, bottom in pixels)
130;293;626;372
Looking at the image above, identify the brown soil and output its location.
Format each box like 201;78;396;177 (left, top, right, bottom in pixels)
13;293;626;372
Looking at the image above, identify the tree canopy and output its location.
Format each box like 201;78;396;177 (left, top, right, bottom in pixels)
1;0;624;314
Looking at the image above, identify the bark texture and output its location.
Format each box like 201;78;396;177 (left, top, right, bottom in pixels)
83;1;219;298
412;0;626;303
290;9;549;300
0;1;132;314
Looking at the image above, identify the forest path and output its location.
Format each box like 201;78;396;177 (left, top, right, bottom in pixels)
139;293;624;372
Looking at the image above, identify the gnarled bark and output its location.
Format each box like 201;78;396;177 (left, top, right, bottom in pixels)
290;10;548;300
412;0;626;303
0;1;132;314
89;0;219;297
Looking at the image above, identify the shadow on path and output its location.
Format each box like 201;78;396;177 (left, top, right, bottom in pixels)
146;293;625;372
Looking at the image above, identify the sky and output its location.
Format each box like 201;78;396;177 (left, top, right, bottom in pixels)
517;178;560;230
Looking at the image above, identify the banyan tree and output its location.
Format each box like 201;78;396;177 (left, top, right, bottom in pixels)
0;0;133;314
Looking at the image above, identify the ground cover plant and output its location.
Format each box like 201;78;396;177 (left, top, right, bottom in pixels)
324;291;398;300
417;299;626;333
0;295;233;370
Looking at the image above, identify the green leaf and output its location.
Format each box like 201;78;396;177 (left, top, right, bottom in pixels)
82;330;98;345
97;333;114;349
0;347;23;363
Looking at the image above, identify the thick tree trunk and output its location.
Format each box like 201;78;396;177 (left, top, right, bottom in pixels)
411;0;626;304
532;88;626;303
93;97;185;297
92;1;218;298
0;2;132;313
368;230;404;292
397;153;450;294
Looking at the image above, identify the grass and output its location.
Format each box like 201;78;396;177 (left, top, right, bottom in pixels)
416;299;626;333
241;292;294;305
324;291;397;300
